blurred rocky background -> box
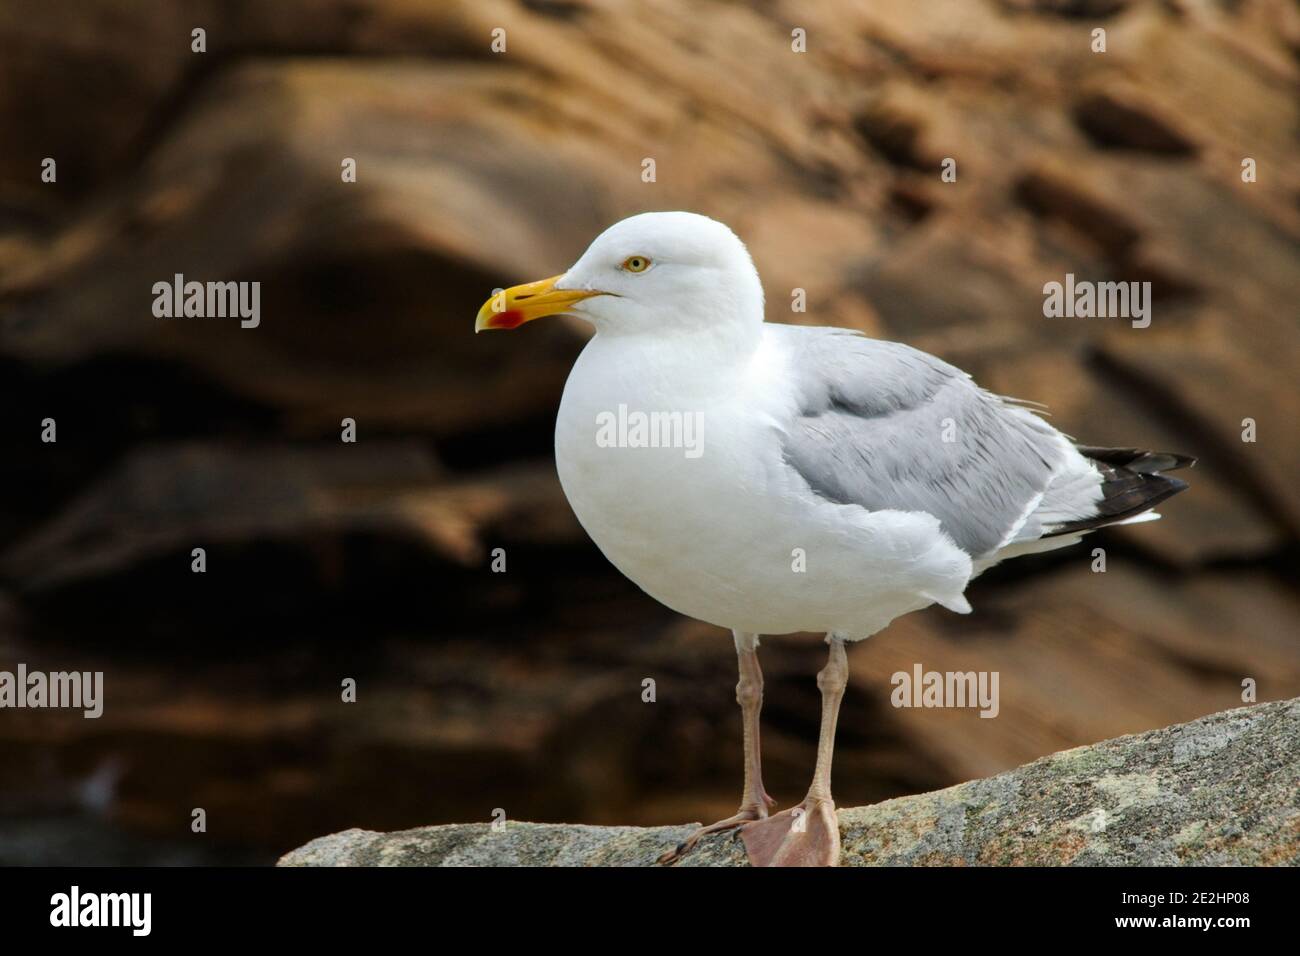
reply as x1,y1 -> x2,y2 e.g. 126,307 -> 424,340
0,0 -> 1297,864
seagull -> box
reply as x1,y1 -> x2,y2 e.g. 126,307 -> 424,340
475,211 -> 1193,867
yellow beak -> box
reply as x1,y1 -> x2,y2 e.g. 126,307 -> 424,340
474,275 -> 605,332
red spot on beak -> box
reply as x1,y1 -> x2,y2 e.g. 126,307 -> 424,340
494,309 -> 526,329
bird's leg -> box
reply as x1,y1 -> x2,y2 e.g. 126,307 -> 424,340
741,634 -> 847,867
734,630 -> 777,816
657,631 -> 775,865
806,635 -> 848,808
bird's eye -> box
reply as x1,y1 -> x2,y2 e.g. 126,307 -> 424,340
621,255 -> 651,273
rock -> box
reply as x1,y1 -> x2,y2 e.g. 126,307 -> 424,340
278,697 -> 1299,866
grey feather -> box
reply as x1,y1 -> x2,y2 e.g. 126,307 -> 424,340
775,327 -> 1072,557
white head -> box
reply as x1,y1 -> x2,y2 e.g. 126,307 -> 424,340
475,212 -> 764,339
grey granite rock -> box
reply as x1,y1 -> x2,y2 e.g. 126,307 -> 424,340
279,697 -> 1299,867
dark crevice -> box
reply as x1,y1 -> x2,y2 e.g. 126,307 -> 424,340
887,180 -> 936,223
1074,91 -> 1199,156
996,0 -> 1134,18
853,109 -> 934,172
520,0 -> 590,20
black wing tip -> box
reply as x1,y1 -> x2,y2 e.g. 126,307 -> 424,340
1044,450 -> 1192,539
1075,445 -> 1197,474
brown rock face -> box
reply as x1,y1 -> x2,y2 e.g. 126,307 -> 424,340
1,1 -> 1297,864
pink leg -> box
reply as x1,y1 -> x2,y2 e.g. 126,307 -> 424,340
658,631 -> 775,864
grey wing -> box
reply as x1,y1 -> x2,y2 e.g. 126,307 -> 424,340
775,327 -> 1088,558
